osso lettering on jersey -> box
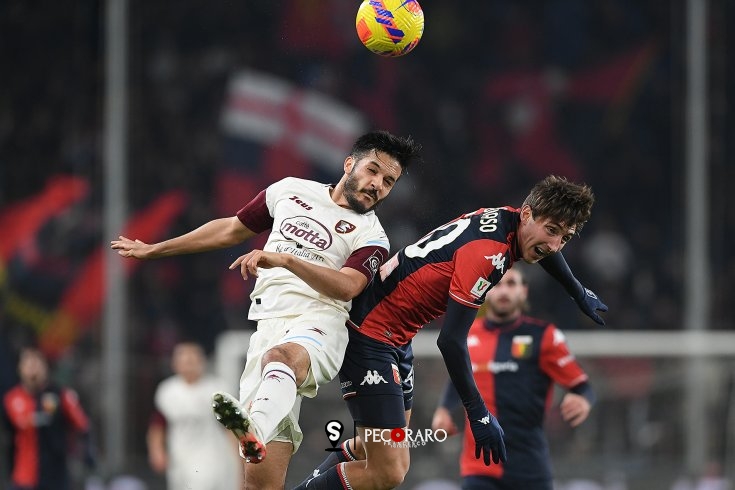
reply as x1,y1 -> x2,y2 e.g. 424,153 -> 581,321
480,208 -> 500,232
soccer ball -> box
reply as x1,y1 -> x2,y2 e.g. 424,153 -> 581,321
355,0 -> 424,57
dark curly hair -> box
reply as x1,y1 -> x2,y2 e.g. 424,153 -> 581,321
522,175 -> 595,232
350,130 -> 422,175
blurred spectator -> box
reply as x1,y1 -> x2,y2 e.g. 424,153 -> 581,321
147,341 -> 240,489
2,346 -> 95,490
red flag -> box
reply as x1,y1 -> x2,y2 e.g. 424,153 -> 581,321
0,176 -> 88,261
39,191 -> 188,357
567,43 -> 656,103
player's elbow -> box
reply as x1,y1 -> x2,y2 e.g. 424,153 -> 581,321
334,288 -> 357,302
436,332 -> 460,354
337,272 -> 369,301
326,281 -> 361,302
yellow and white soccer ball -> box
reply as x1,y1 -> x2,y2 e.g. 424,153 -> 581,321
355,0 -> 424,57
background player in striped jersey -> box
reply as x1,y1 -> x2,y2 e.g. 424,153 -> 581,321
432,266 -> 594,490
111,130 -> 421,490
2,347 -> 94,490
296,175 -> 606,490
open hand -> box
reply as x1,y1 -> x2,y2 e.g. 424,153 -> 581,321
110,236 -> 151,259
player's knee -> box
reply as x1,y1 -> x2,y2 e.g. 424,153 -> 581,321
379,467 -> 408,489
262,345 -> 309,385
373,458 -> 409,489
261,346 -> 291,366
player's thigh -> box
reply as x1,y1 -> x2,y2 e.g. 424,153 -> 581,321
340,341 -> 407,428
276,308 -> 349,396
242,440 -> 293,490
240,309 -> 347,403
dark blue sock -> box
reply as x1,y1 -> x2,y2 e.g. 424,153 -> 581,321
294,440 -> 354,488
292,463 -> 345,489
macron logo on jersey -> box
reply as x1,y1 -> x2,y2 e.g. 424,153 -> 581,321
360,370 -> 388,385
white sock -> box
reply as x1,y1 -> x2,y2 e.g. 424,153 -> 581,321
248,362 -> 298,442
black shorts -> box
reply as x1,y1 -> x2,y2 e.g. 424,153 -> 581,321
339,327 -> 414,428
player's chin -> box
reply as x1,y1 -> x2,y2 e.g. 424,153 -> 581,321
361,197 -> 382,213
524,246 -> 549,263
521,254 -> 541,264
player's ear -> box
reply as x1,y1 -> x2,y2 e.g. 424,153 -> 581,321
520,205 -> 533,224
344,155 -> 355,174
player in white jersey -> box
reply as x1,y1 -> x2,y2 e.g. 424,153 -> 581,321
111,130 -> 421,490
148,342 -> 241,490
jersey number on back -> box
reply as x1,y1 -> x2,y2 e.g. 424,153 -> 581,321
404,216 -> 473,258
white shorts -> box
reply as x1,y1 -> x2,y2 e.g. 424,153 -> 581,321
239,306 -> 349,453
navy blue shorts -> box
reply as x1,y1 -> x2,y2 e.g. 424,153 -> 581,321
339,327 -> 414,428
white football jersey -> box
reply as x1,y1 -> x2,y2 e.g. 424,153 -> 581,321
246,177 -> 389,320
155,375 -> 239,490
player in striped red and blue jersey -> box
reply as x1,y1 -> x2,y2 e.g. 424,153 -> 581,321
432,266 -> 594,490
296,175 -> 606,490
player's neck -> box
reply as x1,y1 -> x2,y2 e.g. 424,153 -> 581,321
485,311 -> 522,326
329,184 -> 351,209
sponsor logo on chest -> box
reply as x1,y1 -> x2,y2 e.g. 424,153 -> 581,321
280,216 -> 333,250
289,195 -> 313,210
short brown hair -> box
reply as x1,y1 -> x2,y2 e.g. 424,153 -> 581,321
522,175 -> 594,232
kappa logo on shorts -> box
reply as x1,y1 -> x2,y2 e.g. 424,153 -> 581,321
360,370 -> 388,385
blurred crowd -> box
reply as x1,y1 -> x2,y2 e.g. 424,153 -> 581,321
1,0 -> 734,487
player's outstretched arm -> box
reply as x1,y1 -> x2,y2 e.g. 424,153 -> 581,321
436,300 -> 507,465
111,216 -> 255,259
538,252 -> 608,325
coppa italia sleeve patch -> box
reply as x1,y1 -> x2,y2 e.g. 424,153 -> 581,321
469,277 -> 492,298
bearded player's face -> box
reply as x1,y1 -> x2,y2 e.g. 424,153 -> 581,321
484,269 -> 528,320
344,150 -> 403,214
